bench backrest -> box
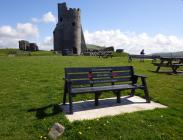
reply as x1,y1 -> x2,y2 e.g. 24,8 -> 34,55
65,66 -> 135,87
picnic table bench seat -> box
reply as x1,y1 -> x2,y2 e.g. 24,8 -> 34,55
153,63 -> 172,67
63,66 -> 150,114
172,63 -> 183,66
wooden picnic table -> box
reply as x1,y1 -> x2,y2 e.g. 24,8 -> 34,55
152,57 -> 183,73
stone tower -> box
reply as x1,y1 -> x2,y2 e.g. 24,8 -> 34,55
53,3 -> 86,55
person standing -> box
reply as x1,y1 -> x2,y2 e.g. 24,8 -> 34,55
140,49 -> 145,62
140,49 -> 145,55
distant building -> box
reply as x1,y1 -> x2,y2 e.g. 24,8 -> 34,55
53,3 -> 86,55
19,40 -> 39,51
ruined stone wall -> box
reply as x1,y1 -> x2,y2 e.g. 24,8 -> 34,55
19,40 -> 29,51
19,40 -> 38,51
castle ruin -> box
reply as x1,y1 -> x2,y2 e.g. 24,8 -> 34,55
53,3 -> 86,55
19,40 -> 39,51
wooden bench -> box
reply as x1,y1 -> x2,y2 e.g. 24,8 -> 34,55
63,66 -> 150,114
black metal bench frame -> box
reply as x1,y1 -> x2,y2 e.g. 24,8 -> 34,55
63,66 -> 150,114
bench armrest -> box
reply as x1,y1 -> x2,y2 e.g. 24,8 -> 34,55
133,74 -> 148,87
134,74 -> 147,78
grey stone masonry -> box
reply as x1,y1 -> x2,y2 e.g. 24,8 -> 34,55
53,3 -> 86,55
19,40 -> 39,51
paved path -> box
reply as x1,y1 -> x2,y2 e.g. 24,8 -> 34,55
61,96 -> 167,122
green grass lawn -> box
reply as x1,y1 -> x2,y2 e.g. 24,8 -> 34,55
0,49 -> 55,56
0,55 -> 183,140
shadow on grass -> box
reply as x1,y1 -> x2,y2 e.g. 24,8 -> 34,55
28,104 -> 62,119
149,70 -> 175,75
150,70 -> 183,75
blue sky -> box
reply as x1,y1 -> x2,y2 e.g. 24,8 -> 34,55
0,0 -> 183,54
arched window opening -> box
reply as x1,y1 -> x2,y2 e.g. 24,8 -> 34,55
73,47 -> 77,54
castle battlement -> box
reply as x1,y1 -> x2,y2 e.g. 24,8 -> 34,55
66,8 -> 80,17
58,3 -> 80,23
67,8 -> 80,15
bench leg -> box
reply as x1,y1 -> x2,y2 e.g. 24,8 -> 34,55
115,91 -> 121,103
63,92 -> 67,105
95,92 -> 100,106
113,91 -> 121,103
144,88 -> 150,103
69,93 -> 73,114
142,78 -> 150,103
130,89 -> 135,96
63,83 -> 67,105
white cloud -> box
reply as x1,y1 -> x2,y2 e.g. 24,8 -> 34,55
16,23 -> 39,37
0,23 -> 38,38
32,12 -> 56,23
0,23 -> 39,49
31,18 -> 39,23
0,11 -> 56,49
0,26 -> 18,38
84,30 -> 183,54
42,12 -> 56,23
40,36 -> 53,50
1,25 -> 183,54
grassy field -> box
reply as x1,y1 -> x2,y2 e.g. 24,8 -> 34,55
0,54 -> 183,140
0,49 -> 55,56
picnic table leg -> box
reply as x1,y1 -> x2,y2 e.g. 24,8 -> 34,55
141,78 -> 150,103
156,66 -> 161,72
128,56 -> 132,63
156,60 -> 164,72
172,66 -> 178,74
69,93 -> 73,114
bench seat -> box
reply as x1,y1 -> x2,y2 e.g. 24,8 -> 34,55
71,84 -> 144,94
153,63 -> 183,67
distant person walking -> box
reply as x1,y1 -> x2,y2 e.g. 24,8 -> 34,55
140,49 -> 145,62
140,49 -> 145,55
